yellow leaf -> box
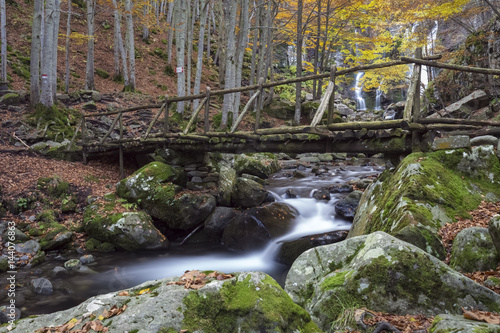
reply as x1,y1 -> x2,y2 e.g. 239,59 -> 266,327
138,288 -> 150,295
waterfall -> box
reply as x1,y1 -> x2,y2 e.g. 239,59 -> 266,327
374,87 -> 382,110
354,72 -> 366,110
421,21 -> 438,89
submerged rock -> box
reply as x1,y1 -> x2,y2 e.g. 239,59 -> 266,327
2,272 -> 321,333
285,232 -> 500,332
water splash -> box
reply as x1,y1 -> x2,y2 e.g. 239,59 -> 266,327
354,72 -> 366,110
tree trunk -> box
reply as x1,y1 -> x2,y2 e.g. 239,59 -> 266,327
249,0 -> 261,96
312,0 -> 321,99
193,0 -> 207,111
125,0 -> 135,91
233,0 -> 250,119
167,0 -> 174,63
51,0 -> 60,101
41,0 -> 56,107
30,0 -> 43,105
221,0 -> 238,128
186,0 -> 196,104
142,1 -> 149,41
85,0 -> 95,90
206,1 -> 211,59
294,0 -> 303,125
0,0 -> 7,83
175,0 -> 186,113
64,0 -> 71,93
112,0 -> 121,79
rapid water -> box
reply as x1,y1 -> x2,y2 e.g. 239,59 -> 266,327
13,161 -> 384,317
354,72 -> 367,110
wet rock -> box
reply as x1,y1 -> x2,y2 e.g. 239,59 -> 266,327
312,188 -> 330,201
64,259 -> 82,270
276,230 -> 348,265
79,254 -> 95,265
204,207 -> 239,241
450,227 -> 500,273
231,177 -> 268,209
217,165 -> 236,206
285,188 -> 298,199
0,306 -> 20,323
41,231 -> 73,251
31,278 -> 53,295
292,170 -> 308,179
222,202 -> 299,251
168,193 -> 217,230
15,240 -> 40,255
328,184 -> 353,193
0,257 -> 8,273
52,266 -> 69,277
285,232 -> 500,331
335,190 -> 363,220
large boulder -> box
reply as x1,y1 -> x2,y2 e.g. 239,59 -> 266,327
2,272 -> 321,333
450,227 -> 500,273
429,314 -> 500,332
231,177 -> 268,208
204,207 -> 239,241
217,165 -> 237,206
166,193 -> 217,230
334,190 -> 363,220
222,202 -> 299,251
429,90 -> 490,118
234,153 -> 280,179
285,232 -> 500,332
83,198 -> 168,251
489,215 -> 500,254
349,147 -> 500,258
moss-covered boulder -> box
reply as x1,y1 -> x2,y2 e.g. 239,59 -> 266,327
349,146 -> 500,257
0,92 -> 20,106
285,232 -> 500,332
164,193 -> 217,230
217,165 -> 236,206
489,215 -> 500,255
263,99 -> 295,120
234,153 -> 280,179
37,176 -> 71,198
231,177 -> 268,209
429,314 -> 500,333
450,227 -> 500,273
222,202 -> 298,251
83,198 -> 168,251
1,272 -> 321,333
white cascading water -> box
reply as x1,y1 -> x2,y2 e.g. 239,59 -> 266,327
354,72 -> 367,110
421,21 -> 438,89
374,87 -> 383,110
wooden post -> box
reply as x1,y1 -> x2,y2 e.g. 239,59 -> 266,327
204,87 -> 211,134
82,116 -> 88,164
119,112 -> 124,179
412,47 -> 423,152
163,95 -> 169,135
255,77 -> 264,132
327,65 -> 336,125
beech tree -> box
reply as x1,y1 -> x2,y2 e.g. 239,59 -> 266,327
124,0 -> 136,91
40,0 -> 61,107
175,0 -> 186,113
30,0 -> 43,106
85,0 -> 96,90
0,0 -> 6,83
193,0 -> 208,111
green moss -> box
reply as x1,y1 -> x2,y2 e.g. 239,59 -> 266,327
182,274 -> 320,333
37,176 -> 71,198
96,68 -> 110,79
27,104 -> 82,142
321,271 -> 350,291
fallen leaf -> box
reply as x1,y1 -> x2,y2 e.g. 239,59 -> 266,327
463,308 -> 500,324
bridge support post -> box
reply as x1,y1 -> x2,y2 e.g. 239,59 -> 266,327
119,113 -> 124,179
327,65 -> 336,126
163,95 -> 169,135
412,48 -> 423,152
82,116 -> 88,164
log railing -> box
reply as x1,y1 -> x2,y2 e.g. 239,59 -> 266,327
73,51 -> 500,175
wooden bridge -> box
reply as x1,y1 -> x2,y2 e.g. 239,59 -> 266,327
71,48 -> 500,176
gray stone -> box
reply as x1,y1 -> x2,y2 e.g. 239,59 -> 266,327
82,101 -> 97,111
31,278 -> 53,295
450,227 -> 500,273
2,272 -> 320,333
234,153 -> 280,179
317,153 -> 333,162
335,190 -> 363,220
298,156 -> 321,163
79,254 -> 95,265
15,240 -> 40,255
433,90 -> 490,118
204,207 -> 238,241
429,314 -> 500,333
285,232 -> 500,331
64,259 -> 82,270
42,231 -> 73,251
489,215 -> 500,255
222,202 -> 299,251
231,177 -> 268,209
217,165 -> 237,206
432,135 -> 470,150
312,188 -> 330,201
52,266 -> 69,277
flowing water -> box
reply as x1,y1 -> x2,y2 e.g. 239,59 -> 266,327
354,72 -> 367,110
10,160 -> 384,317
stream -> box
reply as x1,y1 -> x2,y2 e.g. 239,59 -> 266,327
6,159 -> 385,318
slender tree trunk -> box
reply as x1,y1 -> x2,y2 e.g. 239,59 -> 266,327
221,0 -> 238,128
112,0 -> 121,79
193,0 -> 207,111
52,0 -> 60,100
294,0 -> 303,125
175,0 -> 186,113
64,0 -> 71,93
0,0 -> 7,83
186,0 -> 196,103
249,0 -> 261,96
167,0 -> 174,63
256,0 -> 268,85
312,0 -> 321,99
142,1 -> 149,40
214,1 -> 226,85
206,1 -> 211,59
85,0 -> 95,90
41,0 -> 56,107
233,0 -> 250,119
125,0 -> 135,91
316,0 -> 331,99
30,0 -> 43,105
